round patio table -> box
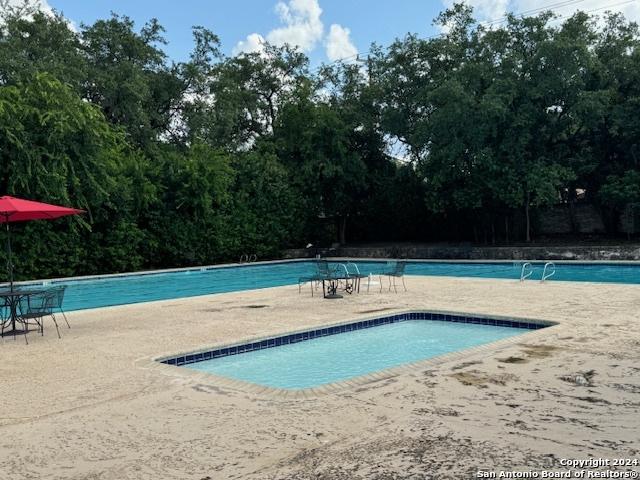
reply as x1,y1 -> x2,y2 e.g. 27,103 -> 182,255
321,277 -> 359,299
0,288 -> 45,335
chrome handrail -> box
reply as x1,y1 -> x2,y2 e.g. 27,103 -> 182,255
520,262 -> 533,282
541,262 -> 556,282
347,262 -> 361,274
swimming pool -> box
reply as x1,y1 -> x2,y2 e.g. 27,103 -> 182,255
12,260 -> 640,312
169,311 -> 549,389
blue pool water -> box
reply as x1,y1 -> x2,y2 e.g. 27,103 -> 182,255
11,260 -> 640,312
185,320 -> 525,389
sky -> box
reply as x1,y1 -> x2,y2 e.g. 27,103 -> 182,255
19,0 -> 640,66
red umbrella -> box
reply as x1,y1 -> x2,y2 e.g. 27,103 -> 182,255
0,196 -> 84,291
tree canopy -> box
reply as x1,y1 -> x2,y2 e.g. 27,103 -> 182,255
1,2 -> 639,279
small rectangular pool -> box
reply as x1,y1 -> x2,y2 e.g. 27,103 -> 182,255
164,312 -> 550,390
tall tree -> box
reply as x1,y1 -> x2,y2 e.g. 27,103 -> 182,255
186,44 -> 308,150
0,5 -> 86,87
275,83 -> 367,244
81,14 -> 181,147
0,73 -> 148,277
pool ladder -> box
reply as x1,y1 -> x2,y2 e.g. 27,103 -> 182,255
519,263 -> 533,282
541,262 -> 556,282
520,262 -> 556,282
239,254 -> 257,264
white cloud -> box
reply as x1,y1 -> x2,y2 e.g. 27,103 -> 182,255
325,23 -> 358,62
234,0 -> 324,55
1,0 -> 81,31
234,0 -> 360,61
267,0 -> 324,50
232,33 -> 266,56
34,0 -> 53,15
1,0 -> 54,18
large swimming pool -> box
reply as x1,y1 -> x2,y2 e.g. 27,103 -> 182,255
13,260 -> 640,312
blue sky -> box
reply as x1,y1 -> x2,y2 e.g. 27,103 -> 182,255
46,0 -> 445,65
45,0 -> 640,66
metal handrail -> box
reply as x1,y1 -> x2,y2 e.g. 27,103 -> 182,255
347,262 -> 361,274
239,254 -> 257,263
541,262 -> 556,282
520,262 -> 533,282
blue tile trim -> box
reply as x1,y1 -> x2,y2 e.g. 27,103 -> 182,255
160,312 -> 548,366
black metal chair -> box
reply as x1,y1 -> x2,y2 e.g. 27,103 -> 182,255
379,261 -> 407,293
47,286 -> 70,329
0,293 -> 11,337
17,291 -> 55,340
298,260 -> 339,297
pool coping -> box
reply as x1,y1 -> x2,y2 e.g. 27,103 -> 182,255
136,309 -> 559,399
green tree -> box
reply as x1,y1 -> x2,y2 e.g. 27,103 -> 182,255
142,143 -> 233,266
0,73 -> 147,278
220,148 -> 303,258
275,87 -> 367,244
374,6 -> 581,241
187,44 -> 309,150
0,5 -> 86,88
81,14 -> 182,147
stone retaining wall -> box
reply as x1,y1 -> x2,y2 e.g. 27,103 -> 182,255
283,245 -> 640,261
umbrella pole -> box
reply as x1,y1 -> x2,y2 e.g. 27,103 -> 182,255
5,221 -> 13,292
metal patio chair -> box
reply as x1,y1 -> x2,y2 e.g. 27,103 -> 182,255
0,293 -> 11,337
47,286 -> 70,329
17,290 -> 60,341
298,260 -> 339,297
379,261 -> 407,293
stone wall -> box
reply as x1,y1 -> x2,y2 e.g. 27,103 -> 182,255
283,244 -> 640,261
536,203 -> 606,235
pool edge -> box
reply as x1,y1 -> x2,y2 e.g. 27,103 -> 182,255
139,309 -> 559,398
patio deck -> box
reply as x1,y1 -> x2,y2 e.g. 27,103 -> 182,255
0,276 -> 638,479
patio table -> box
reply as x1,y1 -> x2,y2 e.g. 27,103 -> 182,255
0,288 -> 45,335
321,276 -> 358,299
